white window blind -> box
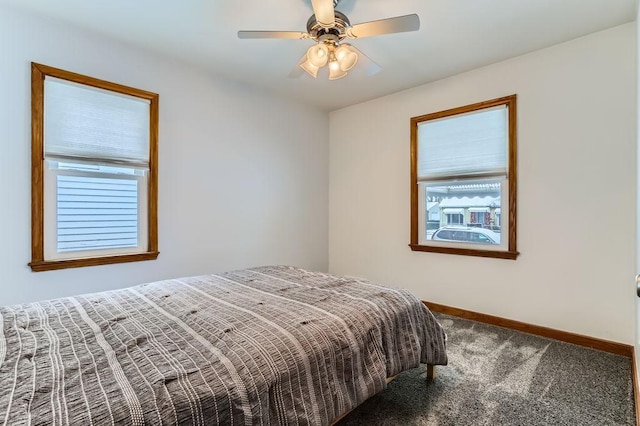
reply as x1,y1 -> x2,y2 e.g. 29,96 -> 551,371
56,174 -> 139,252
417,105 -> 507,180
44,77 -> 150,165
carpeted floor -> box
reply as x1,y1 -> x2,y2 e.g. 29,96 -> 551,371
338,313 -> 636,426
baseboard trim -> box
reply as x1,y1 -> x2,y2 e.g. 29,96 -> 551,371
633,348 -> 639,425
423,301 -> 633,358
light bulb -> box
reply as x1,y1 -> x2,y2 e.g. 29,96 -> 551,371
335,45 -> 358,71
335,46 -> 348,61
307,44 -> 329,67
328,63 -> 347,80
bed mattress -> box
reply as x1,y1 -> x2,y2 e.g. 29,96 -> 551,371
0,266 -> 447,425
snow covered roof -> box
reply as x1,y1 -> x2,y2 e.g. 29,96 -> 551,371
439,196 -> 499,208
427,202 -> 440,211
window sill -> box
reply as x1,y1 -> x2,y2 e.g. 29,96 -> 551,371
409,244 -> 519,260
29,251 -> 160,272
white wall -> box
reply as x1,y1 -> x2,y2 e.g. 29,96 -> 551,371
0,5 -> 329,306
329,23 -> 636,344
635,0 -> 640,383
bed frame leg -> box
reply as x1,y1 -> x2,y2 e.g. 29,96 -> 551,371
426,364 -> 436,381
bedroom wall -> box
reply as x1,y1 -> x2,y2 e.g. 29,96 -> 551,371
329,23 -> 637,344
0,5 -> 329,306
636,0 -> 640,386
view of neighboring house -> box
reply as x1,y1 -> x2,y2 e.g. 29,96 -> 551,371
426,182 -> 502,232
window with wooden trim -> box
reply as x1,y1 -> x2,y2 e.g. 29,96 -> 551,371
409,95 -> 518,259
30,63 -> 159,271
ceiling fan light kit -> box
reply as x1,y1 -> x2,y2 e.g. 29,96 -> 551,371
238,0 -> 420,81
301,42 -> 357,79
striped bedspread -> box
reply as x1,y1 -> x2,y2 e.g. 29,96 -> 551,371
0,266 -> 447,425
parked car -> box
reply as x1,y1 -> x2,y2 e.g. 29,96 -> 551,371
431,226 -> 501,245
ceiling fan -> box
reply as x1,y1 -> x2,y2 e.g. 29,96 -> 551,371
237,0 -> 420,80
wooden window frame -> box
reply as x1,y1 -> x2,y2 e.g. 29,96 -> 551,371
29,63 -> 159,272
409,95 -> 518,260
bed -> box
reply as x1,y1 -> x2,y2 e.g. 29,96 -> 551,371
0,266 -> 447,425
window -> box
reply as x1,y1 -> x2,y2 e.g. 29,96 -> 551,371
410,95 -> 518,259
30,63 -> 159,271
445,212 -> 464,225
469,208 -> 490,227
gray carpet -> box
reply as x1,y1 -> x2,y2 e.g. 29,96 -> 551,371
338,313 -> 635,426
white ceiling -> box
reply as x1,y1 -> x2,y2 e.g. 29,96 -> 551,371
1,0 -> 636,111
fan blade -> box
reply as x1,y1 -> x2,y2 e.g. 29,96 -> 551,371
311,0 -> 335,28
346,14 -> 420,39
238,31 -> 308,39
288,56 -> 306,78
349,45 -> 382,76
